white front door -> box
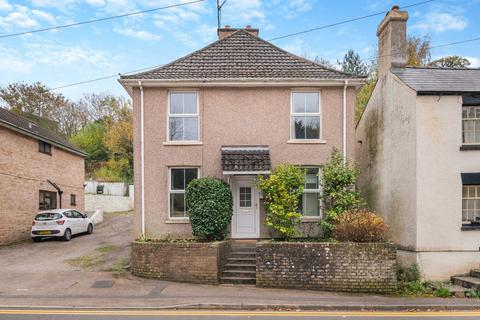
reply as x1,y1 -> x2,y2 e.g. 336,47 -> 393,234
232,177 -> 259,238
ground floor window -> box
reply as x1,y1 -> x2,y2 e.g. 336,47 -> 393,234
39,190 -> 57,210
462,185 -> 480,224
169,167 -> 199,218
298,167 -> 321,217
70,194 -> 76,206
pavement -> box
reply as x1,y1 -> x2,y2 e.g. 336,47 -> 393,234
1,211 -> 480,312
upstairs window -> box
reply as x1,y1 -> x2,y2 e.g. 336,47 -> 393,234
291,92 -> 321,140
39,141 -> 52,155
462,106 -> 480,144
298,167 -> 321,217
169,168 -> 199,218
168,92 -> 199,142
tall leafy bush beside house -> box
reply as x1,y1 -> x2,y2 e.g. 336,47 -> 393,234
333,209 -> 388,242
320,149 -> 364,238
186,177 -> 233,241
258,164 -> 305,239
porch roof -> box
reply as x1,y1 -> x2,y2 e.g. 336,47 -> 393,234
221,146 -> 271,174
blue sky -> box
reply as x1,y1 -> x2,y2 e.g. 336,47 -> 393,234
0,0 -> 479,99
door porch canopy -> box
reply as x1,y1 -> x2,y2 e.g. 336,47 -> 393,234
221,146 -> 271,175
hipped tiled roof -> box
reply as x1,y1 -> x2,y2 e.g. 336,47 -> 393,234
0,107 -> 87,157
221,146 -> 271,172
392,67 -> 480,94
121,29 -> 364,81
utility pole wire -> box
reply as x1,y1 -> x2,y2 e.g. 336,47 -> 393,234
0,0 -> 205,39
267,0 -> 436,42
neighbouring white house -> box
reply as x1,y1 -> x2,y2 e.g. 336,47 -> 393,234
355,6 -> 480,280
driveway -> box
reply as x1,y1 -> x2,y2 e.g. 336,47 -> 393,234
0,211 -> 133,272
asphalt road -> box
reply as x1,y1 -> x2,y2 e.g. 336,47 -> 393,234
1,310 -> 480,320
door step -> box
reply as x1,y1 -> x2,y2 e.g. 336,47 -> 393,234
220,243 -> 257,285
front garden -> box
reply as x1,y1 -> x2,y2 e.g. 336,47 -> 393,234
132,148 -> 397,293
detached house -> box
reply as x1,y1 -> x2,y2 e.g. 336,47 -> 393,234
0,108 -> 86,245
356,7 -> 480,280
120,27 -> 364,239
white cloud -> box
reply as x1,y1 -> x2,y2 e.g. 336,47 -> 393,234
0,0 -> 12,11
115,27 -> 161,41
222,0 -> 265,25
0,45 -> 33,73
0,5 -> 56,29
85,0 -> 105,6
153,0 -> 209,29
274,0 -> 312,19
412,12 -> 468,33
172,23 -> 217,47
31,9 -> 56,23
465,57 -> 480,68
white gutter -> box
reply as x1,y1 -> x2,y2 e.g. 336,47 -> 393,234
342,80 -> 349,164
139,81 -> 145,236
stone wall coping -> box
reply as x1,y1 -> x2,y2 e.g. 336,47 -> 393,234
257,241 -> 394,246
133,240 -> 228,248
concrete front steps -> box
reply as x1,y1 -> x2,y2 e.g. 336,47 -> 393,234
220,241 -> 256,285
451,269 -> 480,296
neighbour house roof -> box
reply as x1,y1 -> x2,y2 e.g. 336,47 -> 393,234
221,146 -> 271,173
120,29 -> 364,82
0,107 -> 87,157
392,67 -> 480,94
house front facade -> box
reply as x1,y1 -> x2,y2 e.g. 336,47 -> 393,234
355,7 -> 480,280
0,108 -> 86,245
120,27 -> 364,239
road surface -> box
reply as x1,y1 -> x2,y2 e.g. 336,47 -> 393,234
1,310 -> 480,319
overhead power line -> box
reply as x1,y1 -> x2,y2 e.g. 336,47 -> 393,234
0,0 -> 204,39
267,0 -> 436,41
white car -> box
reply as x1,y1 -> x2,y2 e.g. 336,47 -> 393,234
31,209 -> 94,242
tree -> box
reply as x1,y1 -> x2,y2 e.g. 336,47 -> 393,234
428,55 -> 471,68
338,49 -> 369,76
301,52 -> 335,68
258,164 -> 305,239
320,149 -> 364,238
407,35 -> 431,66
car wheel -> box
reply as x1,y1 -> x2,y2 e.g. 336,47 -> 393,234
63,228 -> 72,241
87,223 -> 93,234
32,237 -> 41,242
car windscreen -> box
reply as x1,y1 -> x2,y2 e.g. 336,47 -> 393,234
35,213 -> 62,221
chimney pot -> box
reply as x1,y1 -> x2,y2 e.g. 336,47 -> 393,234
391,5 -> 400,10
245,25 -> 252,29
224,25 -> 230,29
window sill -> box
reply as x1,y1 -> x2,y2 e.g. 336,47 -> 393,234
461,224 -> 480,231
165,218 -> 190,224
163,142 -> 203,146
287,140 -> 327,144
460,145 -> 480,151
301,216 -> 321,222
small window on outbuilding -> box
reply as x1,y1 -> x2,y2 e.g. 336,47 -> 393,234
39,190 -> 57,210
38,141 -> 52,155
70,194 -> 76,206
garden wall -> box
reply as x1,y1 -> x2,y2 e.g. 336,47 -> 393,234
131,241 -> 230,284
256,242 -> 396,293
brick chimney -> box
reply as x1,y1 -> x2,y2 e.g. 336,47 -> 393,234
217,25 -> 259,40
377,5 -> 408,78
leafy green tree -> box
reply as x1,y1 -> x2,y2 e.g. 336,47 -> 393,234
258,164 -> 305,239
338,49 -> 369,76
301,52 -> 335,68
320,149 -> 364,238
428,55 -> 471,68
407,35 -> 431,66
70,122 -> 108,161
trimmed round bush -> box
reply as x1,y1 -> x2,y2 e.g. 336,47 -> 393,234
333,209 -> 389,242
186,177 -> 233,241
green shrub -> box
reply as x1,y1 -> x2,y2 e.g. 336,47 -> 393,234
320,148 -> 364,237
186,177 -> 233,241
465,289 -> 480,298
397,263 -> 421,282
333,209 -> 389,242
398,280 -> 432,295
434,287 -> 451,298
258,164 -> 304,239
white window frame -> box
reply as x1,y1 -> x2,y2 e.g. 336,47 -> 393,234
462,185 -> 480,224
167,91 -> 200,143
462,105 -> 480,145
299,167 -> 322,219
168,167 -> 200,219
290,91 -> 322,141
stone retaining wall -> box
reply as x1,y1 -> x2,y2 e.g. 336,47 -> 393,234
131,241 -> 230,284
256,242 -> 396,293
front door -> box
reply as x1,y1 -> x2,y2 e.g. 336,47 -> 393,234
232,177 -> 259,238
